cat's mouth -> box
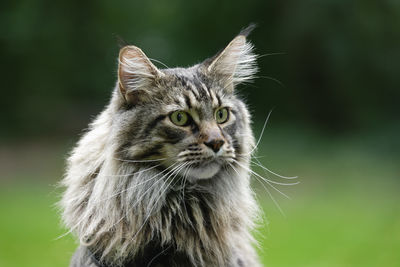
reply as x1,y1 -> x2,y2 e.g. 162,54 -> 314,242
180,159 -> 222,180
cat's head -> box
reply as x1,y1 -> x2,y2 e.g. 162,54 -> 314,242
112,26 -> 257,181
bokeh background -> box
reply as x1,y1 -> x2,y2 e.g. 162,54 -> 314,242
1,0 -> 399,266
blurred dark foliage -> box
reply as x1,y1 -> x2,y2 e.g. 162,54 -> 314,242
1,0 -> 399,139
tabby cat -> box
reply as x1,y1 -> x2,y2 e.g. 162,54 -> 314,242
60,25 -> 262,267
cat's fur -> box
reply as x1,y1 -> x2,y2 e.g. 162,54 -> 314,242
60,26 -> 261,267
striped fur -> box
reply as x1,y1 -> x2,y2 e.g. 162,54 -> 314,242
60,26 -> 261,267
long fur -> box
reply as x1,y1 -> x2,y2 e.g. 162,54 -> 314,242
60,27 -> 261,267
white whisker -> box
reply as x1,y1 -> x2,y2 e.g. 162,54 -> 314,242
232,159 -> 293,200
127,163 -> 181,210
129,162 -> 189,243
247,109 -> 273,156
235,160 -> 298,187
229,162 -> 285,216
110,163 -> 184,231
96,163 -> 177,204
252,158 -> 298,180
56,163 -> 179,240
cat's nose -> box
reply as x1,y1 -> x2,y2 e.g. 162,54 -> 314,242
200,124 -> 225,153
204,139 -> 225,153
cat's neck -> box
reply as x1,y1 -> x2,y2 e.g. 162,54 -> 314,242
96,164 -> 255,266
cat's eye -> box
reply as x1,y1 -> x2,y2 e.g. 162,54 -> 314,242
215,107 -> 229,124
170,110 -> 190,126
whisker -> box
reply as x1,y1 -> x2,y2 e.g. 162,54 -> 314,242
234,160 -> 298,187
114,163 -> 183,227
228,162 -> 285,216
252,173 -> 286,217
126,163 -> 181,209
247,109 -> 273,156
232,159 -> 294,199
56,163 -> 179,240
95,163 -> 177,204
89,163 -> 185,242
129,162 -> 188,243
251,159 -> 298,180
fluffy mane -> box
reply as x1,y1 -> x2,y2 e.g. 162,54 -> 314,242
60,25 -> 261,267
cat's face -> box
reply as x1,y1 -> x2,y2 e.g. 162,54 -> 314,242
161,84 -> 237,180
115,31 -> 256,181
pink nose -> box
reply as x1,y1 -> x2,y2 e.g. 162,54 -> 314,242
199,124 -> 225,153
204,139 -> 225,153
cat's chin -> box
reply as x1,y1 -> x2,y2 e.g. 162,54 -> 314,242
184,162 -> 221,180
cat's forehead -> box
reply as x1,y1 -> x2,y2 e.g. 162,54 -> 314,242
159,67 -> 233,113
161,66 -> 207,89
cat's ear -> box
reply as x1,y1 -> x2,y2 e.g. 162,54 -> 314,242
205,25 -> 257,92
118,45 -> 164,105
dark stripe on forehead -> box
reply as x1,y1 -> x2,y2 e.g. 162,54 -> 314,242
176,75 -> 188,87
183,93 -> 192,109
192,78 -> 208,99
185,84 -> 202,102
215,93 -> 222,107
188,85 -> 202,101
203,82 -> 212,98
176,75 -> 200,101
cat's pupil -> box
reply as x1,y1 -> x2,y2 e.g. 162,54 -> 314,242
218,110 -> 223,118
177,113 -> 182,121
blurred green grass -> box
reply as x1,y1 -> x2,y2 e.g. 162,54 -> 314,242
0,127 -> 399,267
0,185 -> 76,267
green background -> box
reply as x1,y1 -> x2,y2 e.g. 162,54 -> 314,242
1,0 -> 399,266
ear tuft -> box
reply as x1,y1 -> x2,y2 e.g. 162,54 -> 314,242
118,46 -> 163,104
238,23 -> 257,38
206,26 -> 258,91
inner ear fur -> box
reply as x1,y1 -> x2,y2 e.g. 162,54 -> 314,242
205,25 -> 258,92
118,45 -> 164,105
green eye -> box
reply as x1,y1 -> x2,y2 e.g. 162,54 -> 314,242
170,110 -> 190,126
215,107 -> 229,124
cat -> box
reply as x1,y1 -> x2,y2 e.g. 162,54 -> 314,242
60,25 -> 262,267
